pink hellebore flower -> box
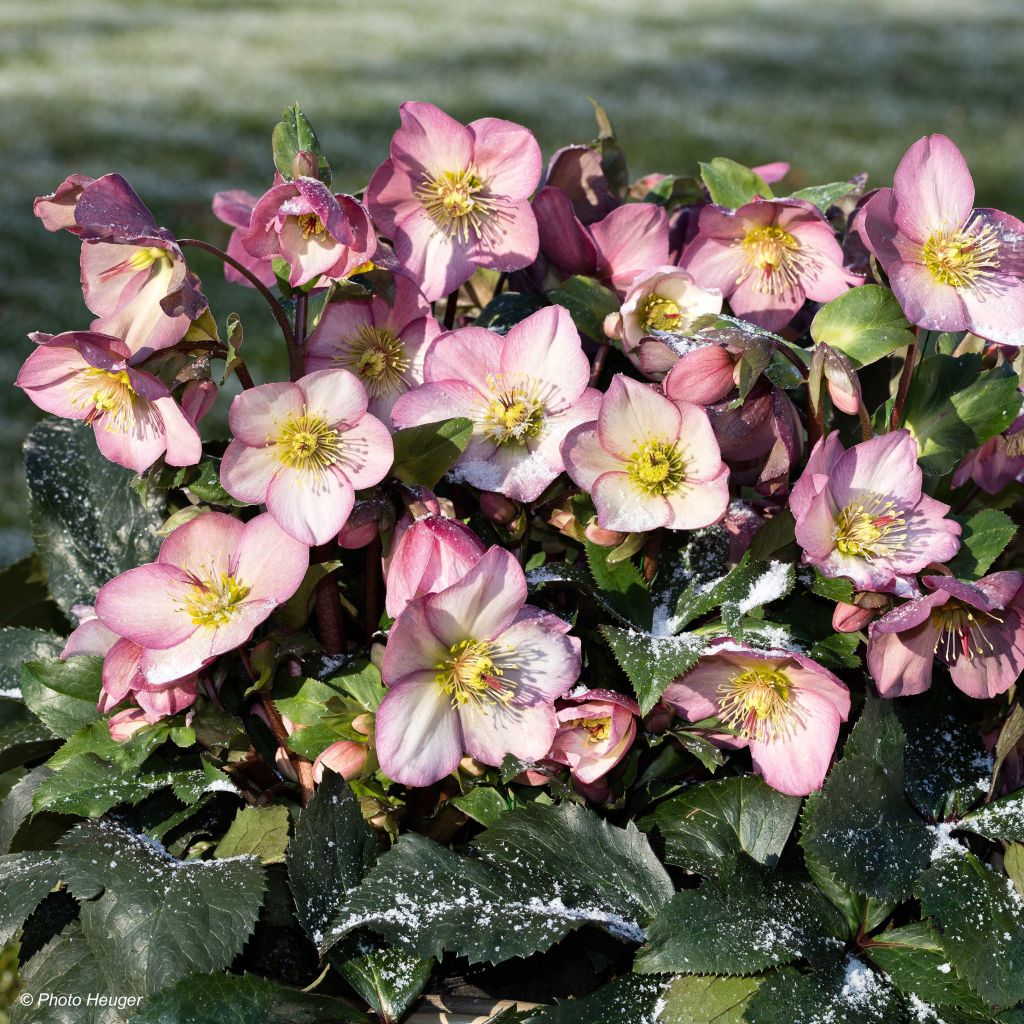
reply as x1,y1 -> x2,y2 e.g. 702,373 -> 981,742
680,197 -> 857,332
377,547 -> 581,786
365,101 -> 542,301
313,740 -> 369,783
791,430 -> 961,596
94,511 -> 308,685
663,640 -> 851,796
860,134 -> 1024,345
16,331 -> 201,474
392,306 -> 600,502
533,187 -> 669,294
951,411 -> 1024,495
547,688 -> 638,785
867,572 -> 1024,700
211,188 -> 278,288
220,369 -> 393,546
243,177 -> 375,288
305,275 -> 444,426
561,374 -> 729,533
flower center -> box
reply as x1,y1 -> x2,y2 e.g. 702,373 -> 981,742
738,225 -> 805,295
296,212 -> 329,242
930,600 -> 1002,663
639,295 -> 683,333
626,439 -> 687,496
183,572 -> 251,628
1007,431 -> 1024,458
276,412 -> 342,473
434,638 -> 518,711
337,326 -> 410,398
73,368 -> 138,431
834,494 -> 906,559
416,168 -> 496,243
480,375 -> 546,446
565,715 -> 612,743
99,246 -> 173,282
921,225 -> 1000,289
717,667 -> 794,742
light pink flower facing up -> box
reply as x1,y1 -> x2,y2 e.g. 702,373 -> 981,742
305,276 -> 444,426
16,332 -> 202,474
377,546 -> 581,787
366,101 -> 542,301
561,374 -> 729,533
212,188 -> 278,288
243,177 -> 376,288
680,197 -> 858,332
663,640 -> 851,796
860,134 -> 1024,346
547,688 -> 638,785
791,430 -> 961,597
392,305 -> 601,502
94,511 -> 309,686
220,369 -> 393,546
867,572 -> 1024,700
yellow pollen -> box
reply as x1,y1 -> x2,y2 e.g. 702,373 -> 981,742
834,494 -> 906,559
276,412 -> 342,473
639,295 -> 683,333
434,638 -> 518,711
128,246 -> 172,271
565,715 -> 612,743
738,224 -> 806,296
717,666 -> 794,742
416,167 -> 497,243
480,374 -> 546,446
183,572 -> 250,628
930,600 -> 1002,663
626,439 -> 687,496
921,224 -> 1001,289
296,212 -> 329,241
335,326 -> 410,398
1007,432 -> 1024,458
71,367 -> 138,432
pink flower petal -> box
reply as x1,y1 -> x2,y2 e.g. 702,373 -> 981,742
297,368 -> 370,428
591,470 -> 671,532
266,465 -> 355,546
392,101 -> 474,176
892,134 -> 974,243
382,599 -> 452,685
888,260 -> 969,333
533,186 -> 599,276
664,465 -> 730,530
95,563 -> 196,650
598,375 -> 681,454
469,117 -> 543,200
228,382 -> 305,446
561,422 -> 621,492
866,621 -> 937,698
220,441 -> 280,504
499,306 -> 589,413
232,512 -> 310,604
499,610 -> 581,705
591,203 -> 669,291
159,510 -> 244,577
461,701 -> 558,768
424,326 -> 503,392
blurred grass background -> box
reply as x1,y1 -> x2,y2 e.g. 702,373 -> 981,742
2,0 -> 1023,561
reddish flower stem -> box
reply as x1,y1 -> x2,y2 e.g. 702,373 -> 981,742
889,331 -> 920,432
589,343 -> 609,387
260,689 -> 314,807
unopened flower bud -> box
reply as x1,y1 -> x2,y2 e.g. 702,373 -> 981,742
291,150 -> 320,180
480,491 -> 519,526
313,740 -> 368,783
181,379 -> 217,425
108,707 -> 149,742
644,702 -> 675,734
584,521 -> 628,547
832,601 -> 875,633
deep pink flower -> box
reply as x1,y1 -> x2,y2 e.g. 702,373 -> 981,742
392,306 -> 600,501
860,134 -> 1024,345
16,331 -> 201,474
377,547 -> 580,786
663,640 -> 851,796
951,410 -> 1024,495
533,187 -> 669,294
680,197 -> 857,331
791,430 -> 961,596
220,369 -> 393,546
867,572 -> 1024,699
365,102 -> 542,301
212,188 -> 278,288
94,511 -> 308,685
243,177 -> 375,288
561,374 -> 729,533
305,276 -> 444,426
547,688 -> 638,784
313,740 -> 369,783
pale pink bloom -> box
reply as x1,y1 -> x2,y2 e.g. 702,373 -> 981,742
951,411 -> 1024,494
61,604 -> 119,659
366,102 -> 542,301
383,508 -> 486,618
392,306 -> 600,501
220,369 -> 393,546
305,276 -> 444,426
16,331 -> 201,474
243,177 -> 375,288
680,197 -> 857,331
867,572 -> 1024,700
377,547 -> 580,787
663,640 -> 851,796
791,430 -> 961,597
534,187 -> 669,294
547,688 -> 638,785
33,173 -> 94,233
212,188 -> 278,288
107,707 -> 151,741
561,374 -> 729,533
860,134 -> 1024,345
313,740 -> 369,783
94,511 -> 308,685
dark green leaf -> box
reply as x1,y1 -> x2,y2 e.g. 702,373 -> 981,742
185,458 -> 247,507
810,285 -> 914,367
272,102 -> 331,186
0,850 -> 60,945
699,157 -> 773,207
32,755 -> 174,818
451,785 -> 510,826
585,538 -> 652,629
390,417 -> 473,487
20,656 -> 103,739
328,933 -> 432,1024
475,292 -> 549,334
787,181 -> 857,211
524,975 -> 669,1023
658,974 -> 762,1024
215,804 -> 290,864
0,765 -> 53,853
600,626 -> 706,714
959,791 -> 1024,843
546,275 -> 619,340
947,509 -> 1017,580
0,628 -> 63,694
0,714 -> 57,773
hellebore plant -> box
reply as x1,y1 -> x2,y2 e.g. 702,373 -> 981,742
7,101 -> 1024,1019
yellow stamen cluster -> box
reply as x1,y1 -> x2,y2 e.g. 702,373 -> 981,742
626,439 -> 687,497
921,224 -> 1001,289
480,374 -> 546,446
276,412 -> 342,474
128,246 -> 172,271
434,638 -> 517,711
565,715 -> 612,743
639,295 -> 683,333
738,225 -> 805,296
72,368 -> 139,432
336,326 -> 410,397
834,494 -> 907,560
718,666 -> 794,742
930,600 -> 1002,663
1007,432 -> 1024,458
296,212 -> 329,242
183,572 -> 251,628
416,168 -> 496,243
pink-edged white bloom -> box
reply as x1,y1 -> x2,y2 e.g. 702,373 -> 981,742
867,572 -> 1024,700
212,188 -> 278,288
663,640 -> 851,796
16,331 -> 201,474
220,369 -> 393,546
680,197 -> 857,331
377,547 -> 581,786
383,508 -> 486,619
534,187 -> 669,294
547,688 -> 638,785
305,276 -> 444,426
952,410 -> 1024,495
791,430 -> 961,597
312,740 -> 369,783
608,266 -> 723,373
366,101 -> 542,301
561,374 -> 729,533
860,134 -> 1024,345
243,177 -> 376,288
392,305 -> 600,502
94,511 -> 308,685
